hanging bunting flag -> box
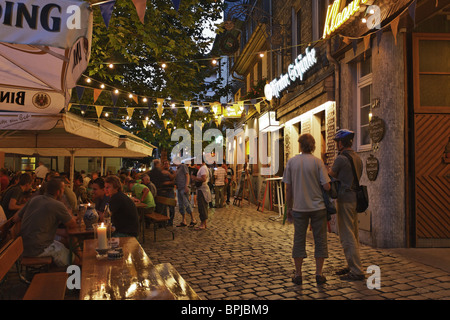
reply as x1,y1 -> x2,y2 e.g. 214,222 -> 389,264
68,103 -> 73,111
95,106 -> 104,118
142,120 -> 148,127
364,34 -> 371,52
157,99 -> 164,119
363,34 -> 371,60
342,36 -> 351,45
391,15 -> 400,45
76,86 -> 85,101
184,101 -> 192,118
132,95 -> 138,104
110,91 -> 119,106
238,101 -> 244,113
172,0 -> 181,11
112,107 -> 119,118
376,29 -> 383,53
167,127 -> 172,135
132,0 -> 147,24
352,39 -> 358,55
163,119 -> 168,129
334,35 -> 341,52
408,0 -> 417,27
93,89 -> 102,103
211,102 -> 221,115
127,107 -> 135,118
99,0 -> 116,29
217,116 -> 222,126
255,102 -> 261,113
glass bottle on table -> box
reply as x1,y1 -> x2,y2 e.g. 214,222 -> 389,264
103,203 -> 112,244
76,196 -> 85,224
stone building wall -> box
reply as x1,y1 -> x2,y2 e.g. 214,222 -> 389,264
340,31 -> 406,248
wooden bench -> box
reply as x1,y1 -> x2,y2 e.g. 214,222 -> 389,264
145,196 -> 176,241
0,217 -> 15,250
6,220 -> 53,283
0,237 -> 67,300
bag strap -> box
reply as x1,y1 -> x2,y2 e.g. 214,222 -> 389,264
341,152 -> 361,189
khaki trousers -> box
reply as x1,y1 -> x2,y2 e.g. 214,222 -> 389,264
337,201 -> 364,276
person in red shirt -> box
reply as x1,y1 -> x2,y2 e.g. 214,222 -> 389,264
0,168 -> 9,192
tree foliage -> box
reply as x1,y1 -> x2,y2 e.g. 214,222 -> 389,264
74,0 -> 226,155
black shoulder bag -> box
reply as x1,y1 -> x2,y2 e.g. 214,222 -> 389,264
316,159 -> 336,219
342,152 -> 369,213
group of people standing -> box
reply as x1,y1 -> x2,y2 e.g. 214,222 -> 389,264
149,158 -> 233,231
1,129 -> 364,284
0,157 -> 236,268
283,129 -> 365,285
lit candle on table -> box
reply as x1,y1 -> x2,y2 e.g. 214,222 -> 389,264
97,222 -> 108,250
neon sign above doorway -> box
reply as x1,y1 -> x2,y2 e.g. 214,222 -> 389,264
264,47 -> 317,100
323,0 -> 370,39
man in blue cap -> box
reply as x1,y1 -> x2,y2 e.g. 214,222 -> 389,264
329,129 -> 365,281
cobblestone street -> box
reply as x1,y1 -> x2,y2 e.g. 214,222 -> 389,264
1,201 -> 449,303
143,202 -> 450,301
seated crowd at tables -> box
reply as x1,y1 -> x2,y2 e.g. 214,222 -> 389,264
0,160 -> 207,267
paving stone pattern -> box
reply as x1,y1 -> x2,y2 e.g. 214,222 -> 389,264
143,203 -> 450,301
1,202 -> 448,301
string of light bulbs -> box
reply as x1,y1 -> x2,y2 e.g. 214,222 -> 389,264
77,74 -> 267,108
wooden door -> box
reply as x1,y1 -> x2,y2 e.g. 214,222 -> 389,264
413,33 -> 450,247
414,114 -> 450,247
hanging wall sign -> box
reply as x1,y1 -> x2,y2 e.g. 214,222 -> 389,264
366,154 -> 379,181
369,116 -> 385,143
264,47 -> 318,100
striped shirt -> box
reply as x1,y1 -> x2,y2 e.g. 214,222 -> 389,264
214,167 -> 227,186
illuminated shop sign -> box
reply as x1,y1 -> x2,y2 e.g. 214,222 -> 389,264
323,0 -> 370,39
264,47 -> 317,100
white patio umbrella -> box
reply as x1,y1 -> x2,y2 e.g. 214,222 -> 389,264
0,112 -> 155,185
0,0 -> 93,114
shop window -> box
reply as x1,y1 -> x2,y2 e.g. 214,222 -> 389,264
413,34 -> 450,113
292,8 -> 302,58
253,63 -> 259,86
234,88 -> 241,102
312,0 -> 330,42
357,56 -> 372,150
21,157 -> 36,172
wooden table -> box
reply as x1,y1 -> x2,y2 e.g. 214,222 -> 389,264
134,200 -> 151,243
67,223 -> 94,263
80,237 -> 199,300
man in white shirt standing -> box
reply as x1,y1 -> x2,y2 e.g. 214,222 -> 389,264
191,160 -> 211,230
35,161 -> 49,181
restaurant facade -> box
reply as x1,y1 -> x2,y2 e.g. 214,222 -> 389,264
226,0 -> 450,248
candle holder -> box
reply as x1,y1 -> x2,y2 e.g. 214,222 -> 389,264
93,222 -> 111,255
